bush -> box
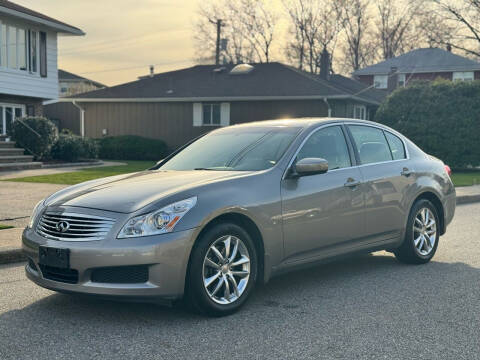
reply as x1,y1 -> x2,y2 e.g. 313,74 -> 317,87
98,135 -> 169,161
11,117 -> 57,160
375,79 -> 480,168
50,134 -> 99,162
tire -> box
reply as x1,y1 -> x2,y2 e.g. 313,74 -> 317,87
394,199 -> 440,264
185,222 -> 258,316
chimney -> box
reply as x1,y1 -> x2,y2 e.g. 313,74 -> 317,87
387,66 -> 398,93
446,43 -> 452,52
319,47 -> 330,80
149,65 -> 154,77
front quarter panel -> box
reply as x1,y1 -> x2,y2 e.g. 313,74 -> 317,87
169,168 -> 285,281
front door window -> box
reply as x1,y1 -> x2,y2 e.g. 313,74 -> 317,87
0,104 -> 25,135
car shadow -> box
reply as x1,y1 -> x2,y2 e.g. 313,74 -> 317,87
1,252 -> 479,358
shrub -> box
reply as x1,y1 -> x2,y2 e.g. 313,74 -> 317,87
98,135 -> 169,161
50,134 -> 99,162
11,117 -> 57,160
375,79 -> 480,168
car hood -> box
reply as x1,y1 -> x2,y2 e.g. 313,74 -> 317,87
45,170 -> 251,213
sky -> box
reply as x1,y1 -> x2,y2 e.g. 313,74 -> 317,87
15,0 -> 202,86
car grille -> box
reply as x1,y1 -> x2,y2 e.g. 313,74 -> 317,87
91,265 -> 149,284
39,265 -> 79,284
36,212 -> 115,241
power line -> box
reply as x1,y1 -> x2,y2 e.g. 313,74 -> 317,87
76,59 -> 194,75
59,28 -> 191,54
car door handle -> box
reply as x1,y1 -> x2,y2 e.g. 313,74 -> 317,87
344,178 -> 361,188
401,168 -> 412,177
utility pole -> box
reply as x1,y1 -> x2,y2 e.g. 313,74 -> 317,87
210,19 -> 223,65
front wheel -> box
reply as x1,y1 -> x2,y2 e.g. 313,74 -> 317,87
186,222 -> 258,316
394,199 -> 440,264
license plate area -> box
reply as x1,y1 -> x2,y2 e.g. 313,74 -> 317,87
39,246 -> 70,269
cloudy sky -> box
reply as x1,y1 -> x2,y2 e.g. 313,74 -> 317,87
15,0 -> 202,86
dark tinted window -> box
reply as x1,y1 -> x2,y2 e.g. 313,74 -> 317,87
349,125 -> 392,165
385,131 -> 406,160
297,126 -> 351,170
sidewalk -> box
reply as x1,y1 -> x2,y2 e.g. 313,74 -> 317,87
0,228 -> 25,263
0,161 -> 125,180
1,185 -> 479,265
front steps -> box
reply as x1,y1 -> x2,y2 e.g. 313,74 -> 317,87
0,138 -> 42,171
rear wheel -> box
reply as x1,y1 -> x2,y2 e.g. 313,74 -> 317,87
186,222 -> 258,316
394,199 -> 440,264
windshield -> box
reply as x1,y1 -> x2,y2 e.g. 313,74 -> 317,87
159,126 -> 301,171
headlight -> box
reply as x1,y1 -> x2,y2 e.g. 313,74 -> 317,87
117,196 -> 197,239
28,200 -> 45,228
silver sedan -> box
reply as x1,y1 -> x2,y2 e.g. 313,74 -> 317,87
23,118 -> 456,316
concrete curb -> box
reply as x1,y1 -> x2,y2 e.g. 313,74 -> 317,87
0,247 -> 26,265
42,160 -> 104,169
0,195 -> 479,266
456,194 -> 480,205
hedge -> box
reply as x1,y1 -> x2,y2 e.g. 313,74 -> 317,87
11,117 -> 57,160
98,135 -> 169,161
50,134 -> 99,162
375,79 -> 480,168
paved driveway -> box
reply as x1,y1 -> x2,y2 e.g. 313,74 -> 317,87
0,203 -> 479,359
0,182 -> 67,227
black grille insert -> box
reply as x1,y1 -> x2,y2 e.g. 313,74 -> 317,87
91,265 -> 149,284
39,265 -> 79,284
28,258 -> 38,272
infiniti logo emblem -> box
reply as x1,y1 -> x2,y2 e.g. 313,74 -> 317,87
56,221 -> 70,233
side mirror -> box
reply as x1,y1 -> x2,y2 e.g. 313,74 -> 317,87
294,158 -> 328,177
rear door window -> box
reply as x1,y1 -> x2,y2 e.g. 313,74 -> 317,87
384,131 -> 406,160
348,125 -> 393,165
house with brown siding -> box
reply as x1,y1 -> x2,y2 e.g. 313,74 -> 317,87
47,62 -> 384,149
353,47 -> 480,93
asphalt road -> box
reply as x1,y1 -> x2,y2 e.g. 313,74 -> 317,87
1,203 -> 479,360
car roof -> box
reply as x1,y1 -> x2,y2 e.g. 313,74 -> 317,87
230,117 -> 381,129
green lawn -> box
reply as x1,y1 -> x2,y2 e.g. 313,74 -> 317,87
4,160 -> 479,188
4,160 -> 156,185
0,224 -> 14,230
450,171 -> 480,187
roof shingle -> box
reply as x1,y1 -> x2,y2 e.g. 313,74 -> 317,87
353,48 -> 480,76
0,0 -> 83,34
73,62 -> 383,105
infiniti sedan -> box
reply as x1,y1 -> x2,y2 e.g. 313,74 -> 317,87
23,118 -> 456,316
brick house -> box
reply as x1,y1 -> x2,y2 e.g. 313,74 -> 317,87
353,48 -> 480,93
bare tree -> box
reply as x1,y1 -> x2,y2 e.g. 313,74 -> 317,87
374,0 -> 422,59
283,0 -> 342,73
431,0 -> 480,58
194,0 -> 277,64
229,0 -> 277,63
334,0 -> 376,73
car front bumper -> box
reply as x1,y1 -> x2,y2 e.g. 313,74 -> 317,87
22,224 -> 197,301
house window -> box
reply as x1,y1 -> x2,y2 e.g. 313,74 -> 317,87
29,30 -> 37,73
397,74 -> 406,87
0,20 -> 39,73
353,105 -> 367,120
0,24 -> 6,67
374,75 -> 388,89
0,103 -> 25,136
202,104 -> 221,125
452,71 -> 474,82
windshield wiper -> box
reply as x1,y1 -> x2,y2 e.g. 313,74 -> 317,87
194,167 -> 234,171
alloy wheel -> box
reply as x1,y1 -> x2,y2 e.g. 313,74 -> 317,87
413,208 -> 437,256
202,235 -> 251,305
